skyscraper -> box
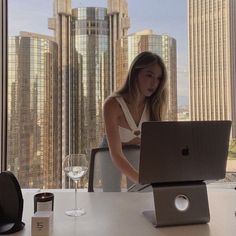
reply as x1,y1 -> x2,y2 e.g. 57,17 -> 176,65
7,32 -> 59,188
127,30 -> 178,120
107,0 -> 130,91
188,0 -> 236,137
70,7 -> 110,154
48,0 -> 72,162
48,0 -> 127,172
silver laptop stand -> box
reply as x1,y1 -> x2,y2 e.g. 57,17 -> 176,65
143,181 -> 210,227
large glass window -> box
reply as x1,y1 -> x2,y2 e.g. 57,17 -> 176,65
4,0 -> 236,188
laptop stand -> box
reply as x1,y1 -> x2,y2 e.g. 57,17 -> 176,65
143,181 -> 210,227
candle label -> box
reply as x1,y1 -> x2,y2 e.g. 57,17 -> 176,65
37,200 -> 53,211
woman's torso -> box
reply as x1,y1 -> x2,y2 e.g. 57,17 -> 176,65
115,96 -> 149,144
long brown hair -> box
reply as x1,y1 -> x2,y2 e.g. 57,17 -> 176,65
116,51 -> 168,121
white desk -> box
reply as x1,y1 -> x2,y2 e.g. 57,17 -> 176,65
13,188 -> 236,236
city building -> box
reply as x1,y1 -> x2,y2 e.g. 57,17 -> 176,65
7,32 -> 59,188
126,29 -> 178,120
107,0 -> 130,91
49,2 -> 111,187
188,0 -> 236,137
70,7 -> 110,155
48,1 -> 128,186
48,0 -> 72,168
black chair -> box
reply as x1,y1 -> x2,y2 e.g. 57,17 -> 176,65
88,145 -> 140,192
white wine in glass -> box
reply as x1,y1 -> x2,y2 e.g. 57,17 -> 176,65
63,153 -> 88,217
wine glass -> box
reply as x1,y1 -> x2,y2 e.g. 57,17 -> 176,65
63,153 -> 88,217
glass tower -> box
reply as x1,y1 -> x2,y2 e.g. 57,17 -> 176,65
107,0 -> 130,91
48,0 -> 72,166
71,7 -> 110,154
48,1 -> 124,188
7,32 -> 59,188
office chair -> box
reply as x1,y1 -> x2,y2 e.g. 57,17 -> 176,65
88,145 -> 140,192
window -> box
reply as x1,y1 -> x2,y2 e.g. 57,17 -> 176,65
3,0 -> 235,188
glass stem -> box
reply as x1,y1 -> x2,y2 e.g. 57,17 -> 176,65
75,180 -> 78,210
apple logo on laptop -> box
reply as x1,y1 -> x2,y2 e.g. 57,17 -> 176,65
181,146 -> 189,156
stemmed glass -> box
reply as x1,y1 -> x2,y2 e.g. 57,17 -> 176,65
63,153 -> 88,217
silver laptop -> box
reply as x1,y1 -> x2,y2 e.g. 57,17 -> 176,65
139,120 -> 232,184
138,120 -> 232,227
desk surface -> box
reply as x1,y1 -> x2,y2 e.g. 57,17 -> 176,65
13,188 -> 236,236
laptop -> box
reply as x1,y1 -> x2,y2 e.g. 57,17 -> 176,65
139,120 -> 232,184
138,120 -> 232,227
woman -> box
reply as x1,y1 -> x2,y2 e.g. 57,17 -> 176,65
101,51 -> 167,190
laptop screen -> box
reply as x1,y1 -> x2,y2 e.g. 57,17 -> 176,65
139,121 -> 232,184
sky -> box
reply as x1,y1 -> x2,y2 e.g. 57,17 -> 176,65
8,0 -> 189,107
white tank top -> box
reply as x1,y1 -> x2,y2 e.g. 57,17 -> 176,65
115,96 -> 149,143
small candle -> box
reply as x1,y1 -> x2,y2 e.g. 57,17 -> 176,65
34,192 -> 54,213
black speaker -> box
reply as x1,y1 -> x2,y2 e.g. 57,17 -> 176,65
0,171 -> 25,234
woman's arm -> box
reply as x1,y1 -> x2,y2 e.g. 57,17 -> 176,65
103,98 -> 139,184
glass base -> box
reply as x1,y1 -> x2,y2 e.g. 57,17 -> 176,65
65,208 -> 86,217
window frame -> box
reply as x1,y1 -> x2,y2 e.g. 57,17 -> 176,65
0,0 -> 8,171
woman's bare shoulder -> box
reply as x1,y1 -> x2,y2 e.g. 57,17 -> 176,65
104,96 -> 120,112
